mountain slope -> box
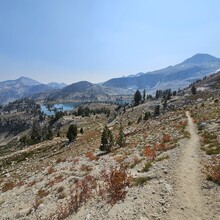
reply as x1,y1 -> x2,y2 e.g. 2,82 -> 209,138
47,82 -> 67,89
1,53 -> 220,105
45,81 -> 112,102
103,53 -> 220,91
0,77 -> 41,105
0,77 -> 60,105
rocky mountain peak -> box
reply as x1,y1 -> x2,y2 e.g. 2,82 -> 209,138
182,53 -> 220,64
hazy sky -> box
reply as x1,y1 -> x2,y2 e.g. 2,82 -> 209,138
0,0 -> 220,84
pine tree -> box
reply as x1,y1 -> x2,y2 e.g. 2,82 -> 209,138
143,89 -> 146,101
100,125 -> 114,152
134,90 -> 142,105
154,105 -> 160,116
144,111 -> 151,120
163,98 -> 167,110
117,123 -> 125,148
67,124 -> 77,142
47,127 -> 53,140
80,127 -> 84,134
191,85 -> 197,95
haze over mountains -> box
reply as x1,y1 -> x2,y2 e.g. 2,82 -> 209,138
0,77 -> 67,105
103,53 -> 220,91
0,53 -> 220,105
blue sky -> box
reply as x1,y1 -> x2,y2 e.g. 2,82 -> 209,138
0,0 -> 220,84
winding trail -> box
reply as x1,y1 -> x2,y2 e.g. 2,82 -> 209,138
166,111 -> 207,220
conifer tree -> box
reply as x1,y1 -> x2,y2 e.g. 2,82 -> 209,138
143,89 -> 146,101
154,105 -> 160,116
144,111 -> 151,120
191,85 -> 197,95
100,125 -> 114,152
117,123 -> 125,148
134,90 -> 142,105
67,124 -> 77,142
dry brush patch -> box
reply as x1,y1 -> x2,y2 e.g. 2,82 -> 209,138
190,99 -> 220,184
200,131 -> 220,155
133,176 -> 148,186
143,146 -> 156,161
2,180 -> 16,192
203,156 -> 220,184
47,165 -> 131,219
37,189 -> 50,198
85,151 -> 98,161
129,156 -> 143,168
100,164 -> 131,205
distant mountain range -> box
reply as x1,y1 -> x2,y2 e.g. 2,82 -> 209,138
37,81 -> 132,103
103,53 -> 220,92
0,53 -> 220,105
0,77 -> 67,105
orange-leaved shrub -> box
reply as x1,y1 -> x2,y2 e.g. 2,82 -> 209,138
143,146 -> 156,161
85,151 -> 97,161
162,133 -> 171,143
48,166 -> 131,218
47,166 -> 55,174
101,165 -> 131,205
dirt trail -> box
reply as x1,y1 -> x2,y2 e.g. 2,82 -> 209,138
166,111 -> 207,220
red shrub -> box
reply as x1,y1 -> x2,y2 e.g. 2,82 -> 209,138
154,142 -> 166,151
47,167 -> 55,174
28,180 -> 37,187
101,165 -> 131,205
85,151 -> 97,161
143,146 -> 156,161
162,133 -> 171,143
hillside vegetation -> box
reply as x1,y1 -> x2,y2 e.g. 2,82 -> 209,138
0,72 -> 219,219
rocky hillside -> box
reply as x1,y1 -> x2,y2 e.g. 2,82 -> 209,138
0,73 -> 219,219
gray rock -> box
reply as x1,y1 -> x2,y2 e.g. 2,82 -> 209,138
15,207 -> 32,219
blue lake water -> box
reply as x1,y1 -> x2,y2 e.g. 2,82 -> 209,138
41,100 -> 131,116
41,103 -> 80,116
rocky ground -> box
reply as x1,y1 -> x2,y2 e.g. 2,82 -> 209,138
0,89 -> 219,220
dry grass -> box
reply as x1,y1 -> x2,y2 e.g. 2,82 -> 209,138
133,176 -> 148,186
56,158 -> 66,164
203,156 -> 220,184
141,162 -> 152,172
2,181 -> 16,192
129,156 -> 143,168
47,166 -> 56,175
155,155 -> 169,162
33,198 -> 43,210
37,189 -> 50,198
